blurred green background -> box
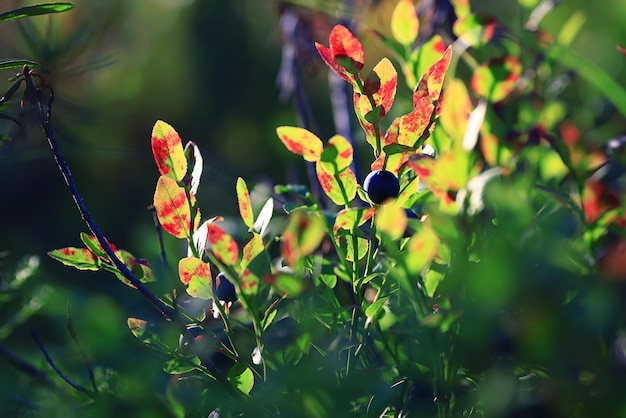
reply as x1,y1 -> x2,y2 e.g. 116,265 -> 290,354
0,0 -> 625,415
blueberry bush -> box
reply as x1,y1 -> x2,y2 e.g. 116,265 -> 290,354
3,0 -> 626,417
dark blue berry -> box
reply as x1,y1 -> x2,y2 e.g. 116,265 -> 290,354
364,170 -> 400,204
214,272 -> 237,302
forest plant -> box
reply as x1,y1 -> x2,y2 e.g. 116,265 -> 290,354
4,0 -> 626,417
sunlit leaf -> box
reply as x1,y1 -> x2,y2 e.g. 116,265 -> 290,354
391,0 -> 419,45
333,207 -> 376,234
471,56 -> 521,102
254,198 -> 274,236
207,224 -> 239,266
154,175 -> 191,239
178,257 -> 212,300
414,45 -> 452,105
320,134 -> 354,175
236,177 -> 255,229
328,24 -> 365,74
282,210 -> 325,267
48,247 -> 99,271
449,0 -> 471,18
363,57 -> 398,117
276,126 -> 323,162
405,223 -> 440,274
316,163 -> 357,205
151,120 -> 187,182
365,297 -> 389,325
439,78 -> 471,143
409,155 -> 454,206
183,141 -> 203,195
376,200 -> 407,240
0,3 -> 74,23
399,97 -> 435,147
227,363 -> 254,395
410,35 -> 447,89
80,232 -> 113,258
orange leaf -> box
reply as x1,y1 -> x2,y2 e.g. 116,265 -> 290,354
151,120 -> 187,182
276,126 -> 323,162
207,224 -> 239,266
236,177 -> 254,229
178,257 -> 212,300
154,176 -> 191,239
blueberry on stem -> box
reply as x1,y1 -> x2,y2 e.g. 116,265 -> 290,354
364,170 -> 400,204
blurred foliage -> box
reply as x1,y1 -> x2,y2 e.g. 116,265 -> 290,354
1,0 -> 626,417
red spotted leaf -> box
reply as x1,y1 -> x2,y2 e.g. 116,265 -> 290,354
127,318 -> 148,339
328,24 -> 364,74
276,126 -> 323,162
334,207 -> 375,235
414,45 -> 452,105
363,57 -> 398,117
151,120 -> 187,182
281,210 -> 326,267
236,177 -> 254,229
409,35 -> 448,89
242,233 -> 264,269
399,97 -> 435,146
48,247 -> 99,271
316,163 -> 357,205
178,257 -> 212,300
207,224 -> 239,266
154,175 -> 191,239
391,0 -> 419,45
320,134 -> 353,174
353,92 -> 378,148
409,154 -> 454,205
471,55 -> 521,102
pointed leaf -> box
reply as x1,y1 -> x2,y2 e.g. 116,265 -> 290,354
276,126 -> 323,162
227,363 -> 254,395
163,356 -> 201,374
316,42 -> 354,84
207,224 -> 239,266
254,198 -> 274,236
414,45 -> 452,105
178,257 -> 212,300
363,57 -> 398,117
333,207 -> 376,234
0,3 -> 74,23
183,141 -> 203,195
48,247 -> 99,271
151,120 -> 187,182
411,35 -> 448,89
453,13 -> 497,48
320,134 -> 354,174
154,176 -> 191,239
242,233 -> 264,269
328,24 -> 364,74
391,0 -> 419,45
399,97 -> 435,146
127,318 -> 148,340
471,55 -> 521,102
236,177 -> 255,229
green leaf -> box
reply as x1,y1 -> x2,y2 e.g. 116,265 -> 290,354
227,363 -> 254,395
365,297 -> 389,323
207,224 -> 239,266
153,175 -> 192,239
236,177 -> 255,229
271,273 -> 304,298
0,3 -> 74,23
391,0 -> 419,45
178,257 -> 212,300
163,356 -> 201,375
281,210 -> 325,267
471,56 -> 522,102
48,247 -> 99,271
0,59 -> 38,71
151,120 -> 188,182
